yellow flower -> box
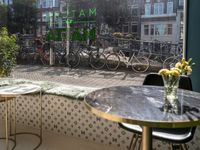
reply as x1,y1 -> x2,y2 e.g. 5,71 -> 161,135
186,66 -> 192,75
159,69 -> 170,76
181,58 -> 185,64
170,69 -> 180,77
175,62 -> 182,69
160,57 -> 194,76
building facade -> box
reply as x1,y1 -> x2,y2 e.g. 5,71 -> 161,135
36,0 -> 63,36
140,0 -> 183,44
122,0 -> 141,38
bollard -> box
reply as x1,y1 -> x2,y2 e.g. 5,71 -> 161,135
50,41 -> 55,66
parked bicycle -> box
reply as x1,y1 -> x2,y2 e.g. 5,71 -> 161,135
73,43 -> 106,70
105,47 -> 150,72
33,38 -> 50,65
53,41 -> 80,68
162,44 -> 183,69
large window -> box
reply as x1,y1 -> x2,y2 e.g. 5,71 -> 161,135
145,3 -> 151,15
145,24 -> 173,36
0,0 -> 185,74
154,2 -> 164,15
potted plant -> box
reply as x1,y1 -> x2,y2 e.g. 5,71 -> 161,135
0,27 -> 19,77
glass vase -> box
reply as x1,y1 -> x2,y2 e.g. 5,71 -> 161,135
162,75 -> 180,114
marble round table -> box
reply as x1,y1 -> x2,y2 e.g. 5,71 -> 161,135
0,84 -> 42,150
84,85 -> 200,150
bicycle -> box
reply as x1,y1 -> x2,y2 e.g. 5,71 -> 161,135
74,43 -> 106,70
105,47 -> 150,72
33,39 -> 50,65
53,41 -> 80,68
162,44 -> 183,69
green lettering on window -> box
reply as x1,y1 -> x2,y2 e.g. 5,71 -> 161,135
79,9 -> 86,17
89,8 -> 96,16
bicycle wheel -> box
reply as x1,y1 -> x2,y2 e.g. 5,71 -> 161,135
66,52 -> 80,68
137,48 -> 151,59
131,56 -> 150,72
163,56 -> 179,69
106,53 -> 120,71
40,51 -> 50,65
89,52 -> 106,70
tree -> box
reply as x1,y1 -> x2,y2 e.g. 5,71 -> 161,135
0,27 -> 19,77
0,4 -> 7,27
9,0 -> 38,34
96,0 -> 129,31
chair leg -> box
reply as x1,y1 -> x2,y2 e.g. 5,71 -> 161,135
181,144 -> 188,150
171,144 -> 182,150
129,133 -> 136,150
129,133 -> 140,150
138,137 -> 142,150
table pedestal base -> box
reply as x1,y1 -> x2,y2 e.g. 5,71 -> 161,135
142,126 -> 152,150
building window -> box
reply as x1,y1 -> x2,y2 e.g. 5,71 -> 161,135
132,9 -> 138,16
179,0 -> 184,6
132,24 -> 137,33
154,3 -> 164,15
42,14 -> 47,22
144,25 -> 149,35
167,2 -> 173,14
167,24 -> 173,35
155,24 -> 165,35
42,0 -> 46,8
123,23 -> 129,33
145,4 -> 151,15
150,25 -> 154,35
49,0 -> 53,8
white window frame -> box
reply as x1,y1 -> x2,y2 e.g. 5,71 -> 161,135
167,2 -> 173,14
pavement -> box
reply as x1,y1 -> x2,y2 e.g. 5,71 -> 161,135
12,65 -> 148,88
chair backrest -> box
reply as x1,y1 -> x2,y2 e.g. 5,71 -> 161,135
143,73 -> 195,143
143,73 -> 193,91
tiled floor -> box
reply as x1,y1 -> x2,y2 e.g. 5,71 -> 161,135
0,124 -> 121,150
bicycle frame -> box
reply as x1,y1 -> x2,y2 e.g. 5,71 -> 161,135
118,50 -> 137,67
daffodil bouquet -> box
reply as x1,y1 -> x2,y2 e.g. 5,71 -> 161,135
159,58 -> 195,78
159,68 -> 180,113
158,58 -> 195,113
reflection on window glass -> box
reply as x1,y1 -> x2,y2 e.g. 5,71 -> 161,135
0,0 -> 185,70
